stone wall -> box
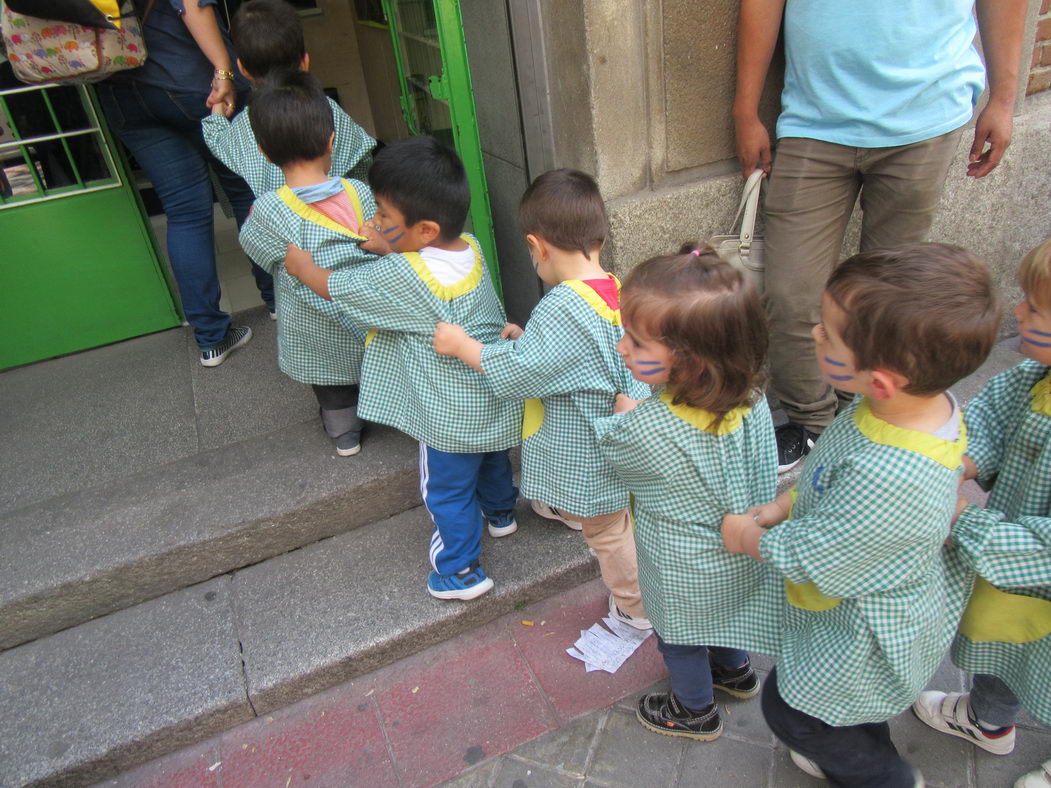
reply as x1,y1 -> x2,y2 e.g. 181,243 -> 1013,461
1029,0 -> 1051,94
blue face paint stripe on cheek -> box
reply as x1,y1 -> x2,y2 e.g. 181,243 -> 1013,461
1029,328 -> 1051,337
635,360 -> 662,365
1023,336 -> 1051,348
823,356 -> 847,367
828,373 -> 854,381
639,367 -> 667,376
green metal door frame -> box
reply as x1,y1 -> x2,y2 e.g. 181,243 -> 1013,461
380,0 -> 502,298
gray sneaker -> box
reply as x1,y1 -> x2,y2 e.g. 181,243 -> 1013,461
200,326 -> 252,367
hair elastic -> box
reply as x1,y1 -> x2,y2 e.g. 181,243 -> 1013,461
690,249 -> 701,256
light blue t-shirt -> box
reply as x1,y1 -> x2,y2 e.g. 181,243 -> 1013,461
777,0 -> 986,148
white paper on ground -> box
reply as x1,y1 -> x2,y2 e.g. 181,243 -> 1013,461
565,617 -> 652,673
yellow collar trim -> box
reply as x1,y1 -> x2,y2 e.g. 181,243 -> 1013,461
659,392 -> 749,435
852,397 -> 966,470
404,235 -> 484,300
564,276 -> 621,325
276,180 -> 367,239
1029,373 -> 1051,417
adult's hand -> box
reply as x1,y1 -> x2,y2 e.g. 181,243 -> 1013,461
967,99 -> 1012,179
735,114 -> 772,177
207,75 -> 236,117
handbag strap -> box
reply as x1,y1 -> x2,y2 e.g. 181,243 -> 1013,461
728,168 -> 764,250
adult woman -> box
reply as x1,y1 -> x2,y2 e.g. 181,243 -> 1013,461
96,0 -> 271,366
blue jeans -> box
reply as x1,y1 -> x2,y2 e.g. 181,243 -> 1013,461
655,634 -> 748,711
96,81 -> 273,348
418,444 -> 518,575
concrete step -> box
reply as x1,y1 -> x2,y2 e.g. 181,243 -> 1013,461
0,421 -> 421,652
0,501 -> 597,788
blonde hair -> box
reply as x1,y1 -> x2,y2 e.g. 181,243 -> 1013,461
1018,238 -> 1051,310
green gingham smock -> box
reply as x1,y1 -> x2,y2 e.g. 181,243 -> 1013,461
202,97 -> 375,196
760,397 -> 972,726
595,392 -> 782,651
950,360 -> 1051,726
480,278 -> 650,518
239,179 -> 376,385
326,235 -> 522,454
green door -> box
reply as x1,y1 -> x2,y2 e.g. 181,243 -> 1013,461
380,0 -> 501,297
0,82 -> 178,370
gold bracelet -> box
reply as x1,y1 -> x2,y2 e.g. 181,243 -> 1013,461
214,69 -> 235,81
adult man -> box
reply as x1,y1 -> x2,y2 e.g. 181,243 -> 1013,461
734,0 -> 1027,471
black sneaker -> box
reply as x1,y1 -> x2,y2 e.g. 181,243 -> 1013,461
636,693 -> 722,741
334,430 -> 362,457
711,660 -> 761,699
199,325 -> 252,368
776,421 -> 818,474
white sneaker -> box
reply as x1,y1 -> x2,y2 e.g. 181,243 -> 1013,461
608,593 -> 651,630
1015,759 -> 1051,788
530,499 -> 583,531
789,750 -> 826,779
912,691 -> 1015,755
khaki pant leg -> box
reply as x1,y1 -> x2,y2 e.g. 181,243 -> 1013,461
856,128 -> 962,251
764,138 -> 861,431
565,508 -> 645,619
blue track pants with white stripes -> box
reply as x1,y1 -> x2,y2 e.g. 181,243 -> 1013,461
419,443 -> 518,575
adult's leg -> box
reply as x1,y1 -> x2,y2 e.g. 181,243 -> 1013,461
564,508 -> 644,618
475,450 -> 518,516
764,138 -> 861,432
97,82 -> 230,348
970,673 -> 1022,728
419,443 -> 485,575
762,667 -> 915,788
857,128 -> 962,252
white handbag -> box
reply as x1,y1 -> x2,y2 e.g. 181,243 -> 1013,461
710,168 -> 765,287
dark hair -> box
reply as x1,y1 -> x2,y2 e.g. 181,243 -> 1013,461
231,0 -> 305,80
519,169 -> 607,255
621,243 -> 767,420
367,136 -> 470,241
825,243 -> 1001,395
248,70 -> 333,167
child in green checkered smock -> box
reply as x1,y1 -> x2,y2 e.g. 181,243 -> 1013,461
284,136 -> 521,603
201,0 -> 374,195
722,244 -> 1001,787
592,245 -> 779,743
434,170 -> 650,627
912,239 -> 1051,788
236,72 -> 376,457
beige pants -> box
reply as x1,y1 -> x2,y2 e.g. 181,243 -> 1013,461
764,129 -> 962,431
564,507 -> 646,619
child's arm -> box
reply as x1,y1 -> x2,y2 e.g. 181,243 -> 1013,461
284,245 -> 334,300
201,113 -> 242,175
953,503 -> 1051,587
722,489 -> 794,559
964,365 -> 1033,487
434,322 -> 484,373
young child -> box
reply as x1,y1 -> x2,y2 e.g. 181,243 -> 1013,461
283,135 -> 521,600
238,71 -> 375,455
913,238 -> 1051,788
722,244 -> 1000,787
202,0 -> 374,195
433,169 -> 652,629
594,246 -> 780,740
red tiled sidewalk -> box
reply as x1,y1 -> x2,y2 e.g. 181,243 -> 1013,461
100,579 -> 667,788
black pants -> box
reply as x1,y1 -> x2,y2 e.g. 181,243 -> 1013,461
761,667 -> 915,787
311,384 -> 359,410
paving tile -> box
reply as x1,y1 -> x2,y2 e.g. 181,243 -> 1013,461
440,759 -> 500,787
678,735 -> 772,787
0,325 -> 196,513
510,712 -> 603,776
719,691 -> 774,747
890,705 -> 975,788
769,746 -> 827,788
94,739 -> 221,788
375,627 -> 556,788
976,727 -> 1051,788
493,757 -> 583,787
511,580 -> 667,722
586,708 -> 684,787
218,692 -> 397,788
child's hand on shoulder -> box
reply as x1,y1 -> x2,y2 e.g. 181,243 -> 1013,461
500,322 -> 524,340
359,220 -> 393,255
614,393 -> 643,414
434,321 -> 469,356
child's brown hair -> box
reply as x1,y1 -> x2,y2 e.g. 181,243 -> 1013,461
825,243 -> 1000,396
1018,238 -> 1051,310
621,244 -> 767,418
518,169 -> 607,256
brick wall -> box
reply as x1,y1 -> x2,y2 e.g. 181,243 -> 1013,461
1029,0 -> 1051,94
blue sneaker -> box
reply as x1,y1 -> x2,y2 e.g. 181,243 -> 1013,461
486,510 -> 518,538
427,563 -> 494,600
